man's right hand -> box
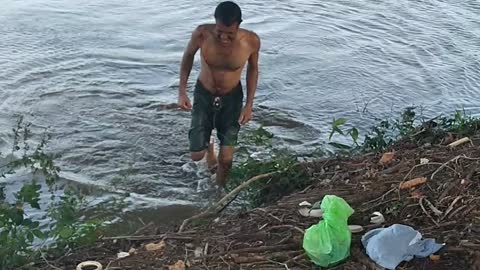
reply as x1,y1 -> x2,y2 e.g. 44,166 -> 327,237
177,93 -> 192,111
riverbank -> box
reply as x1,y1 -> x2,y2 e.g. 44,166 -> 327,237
36,135 -> 480,269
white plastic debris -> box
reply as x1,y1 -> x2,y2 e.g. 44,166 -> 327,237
299,201 -> 312,207
362,224 -> 445,269
298,208 -> 309,217
76,261 -> 103,270
194,247 -> 203,258
420,158 -> 430,164
370,211 -> 385,224
298,208 -> 323,217
348,225 -> 364,233
117,252 -> 130,259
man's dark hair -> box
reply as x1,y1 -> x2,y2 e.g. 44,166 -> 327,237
214,1 -> 242,26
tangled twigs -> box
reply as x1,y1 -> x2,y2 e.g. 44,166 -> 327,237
431,155 -> 480,180
204,244 -> 299,258
403,163 -> 442,181
420,197 -> 440,226
441,196 -> 463,221
284,253 -> 306,266
362,188 -> 395,206
267,224 -> 305,234
102,231 -> 195,241
178,170 -> 282,232
40,252 -> 63,270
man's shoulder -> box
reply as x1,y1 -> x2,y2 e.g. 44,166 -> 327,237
191,24 -> 214,44
195,24 -> 215,34
240,29 -> 260,49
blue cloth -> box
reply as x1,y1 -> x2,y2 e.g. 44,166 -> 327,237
361,224 -> 444,269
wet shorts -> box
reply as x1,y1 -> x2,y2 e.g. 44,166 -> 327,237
189,80 -> 244,152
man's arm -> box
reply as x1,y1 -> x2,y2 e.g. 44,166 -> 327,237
179,26 -> 203,96
245,33 -> 261,107
238,33 -> 260,125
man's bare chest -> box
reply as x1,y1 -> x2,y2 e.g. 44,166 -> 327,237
201,41 -> 249,71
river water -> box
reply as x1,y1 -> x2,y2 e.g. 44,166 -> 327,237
1,0 -> 479,226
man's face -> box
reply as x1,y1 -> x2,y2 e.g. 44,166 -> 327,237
215,20 -> 239,47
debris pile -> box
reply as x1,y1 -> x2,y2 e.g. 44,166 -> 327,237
39,138 -> 480,270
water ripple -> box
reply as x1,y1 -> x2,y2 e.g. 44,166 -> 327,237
1,0 -> 479,210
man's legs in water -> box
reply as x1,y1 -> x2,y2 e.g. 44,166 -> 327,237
216,146 -> 234,187
190,141 -> 217,171
206,139 -> 217,171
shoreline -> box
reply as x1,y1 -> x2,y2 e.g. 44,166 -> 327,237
36,137 -> 480,269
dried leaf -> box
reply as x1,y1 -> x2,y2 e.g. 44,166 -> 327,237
430,255 -> 441,261
168,260 -> 186,270
400,177 -> 427,190
379,152 -> 395,165
145,240 -> 166,252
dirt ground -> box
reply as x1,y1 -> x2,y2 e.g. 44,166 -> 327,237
37,139 -> 480,270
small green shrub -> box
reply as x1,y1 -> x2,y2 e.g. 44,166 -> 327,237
0,116 -> 104,270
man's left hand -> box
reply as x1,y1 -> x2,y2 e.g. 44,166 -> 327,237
238,105 -> 253,125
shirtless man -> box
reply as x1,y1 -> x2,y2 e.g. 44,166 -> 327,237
177,1 -> 260,188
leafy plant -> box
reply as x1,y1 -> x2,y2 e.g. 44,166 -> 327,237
0,116 -> 104,270
328,107 -> 480,153
363,120 -> 393,152
443,109 -> 480,136
328,118 -> 360,150
329,118 -> 347,140
47,190 -> 103,252
227,127 -> 309,207
395,107 -> 416,137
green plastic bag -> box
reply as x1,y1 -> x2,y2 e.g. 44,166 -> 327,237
302,195 -> 354,267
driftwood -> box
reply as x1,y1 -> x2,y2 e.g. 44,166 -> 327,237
448,137 -> 471,148
178,170 -> 283,232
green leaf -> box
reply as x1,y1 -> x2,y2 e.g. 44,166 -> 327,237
58,226 -> 74,239
17,182 -> 41,209
334,118 -> 346,126
23,218 -> 33,227
333,126 -> 344,136
350,128 -> 359,144
329,118 -> 347,140
32,229 -> 46,240
0,229 -> 9,242
27,231 -> 34,243
0,186 -> 5,200
13,209 -> 24,225
329,142 -> 352,150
